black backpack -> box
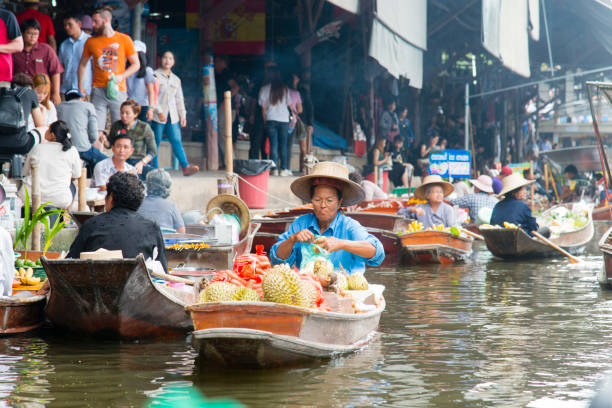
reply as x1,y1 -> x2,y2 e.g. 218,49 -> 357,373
0,86 -> 27,135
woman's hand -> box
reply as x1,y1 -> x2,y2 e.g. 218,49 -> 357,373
180,117 -> 187,128
313,236 -> 344,252
411,207 -> 425,216
134,161 -> 144,174
291,229 -> 315,244
146,107 -> 155,122
158,112 -> 167,123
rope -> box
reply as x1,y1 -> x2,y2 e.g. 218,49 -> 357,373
231,172 -> 298,207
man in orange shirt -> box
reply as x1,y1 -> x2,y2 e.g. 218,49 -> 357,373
16,0 -> 56,52
77,6 -> 139,134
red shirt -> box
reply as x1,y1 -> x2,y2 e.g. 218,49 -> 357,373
12,42 -> 63,78
17,8 -> 54,45
0,9 -> 20,82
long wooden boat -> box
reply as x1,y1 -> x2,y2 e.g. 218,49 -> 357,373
68,211 -> 99,227
598,227 -> 612,288
399,230 -> 473,265
0,294 -> 46,335
345,211 -> 407,232
165,223 -> 260,270
41,254 -> 194,339
186,285 -> 385,368
594,205 -> 612,221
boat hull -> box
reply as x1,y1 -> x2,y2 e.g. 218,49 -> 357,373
399,230 -> 473,265
0,295 -> 46,335
42,255 -> 193,339
187,294 -> 385,368
599,227 -> 612,288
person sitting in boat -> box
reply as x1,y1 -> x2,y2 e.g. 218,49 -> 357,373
490,172 -> 550,238
398,175 -> 457,228
450,175 -> 498,224
561,164 -> 579,202
67,172 -> 168,270
270,161 -> 385,275
137,169 -> 185,234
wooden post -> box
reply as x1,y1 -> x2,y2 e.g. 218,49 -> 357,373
544,164 -> 549,194
78,167 -> 87,211
529,160 -> 535,210
217,178 -> 233,195
31,160 -> 41,251
224,90 -> 233,175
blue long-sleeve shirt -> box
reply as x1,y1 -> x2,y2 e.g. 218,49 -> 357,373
490,197 -> 539,235
269,212 -> 385,275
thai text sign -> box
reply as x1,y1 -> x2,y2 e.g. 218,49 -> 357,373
428,149 -> 471,178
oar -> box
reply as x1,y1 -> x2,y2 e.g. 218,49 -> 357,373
531,230 -> 581,264
150,270 -> 196,285
460,227 -> 484,241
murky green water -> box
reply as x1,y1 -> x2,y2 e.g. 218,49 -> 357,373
3,225 -> 612,407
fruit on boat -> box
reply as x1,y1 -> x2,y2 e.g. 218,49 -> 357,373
262,264 -> 306,306
199,281 -> 238,302
312,258 -> 334,285
14,267 -> 41,286
232,287 -> 261,302
299,281 -> 319,308
336,272 -> 348,291
347,273 -> 369,290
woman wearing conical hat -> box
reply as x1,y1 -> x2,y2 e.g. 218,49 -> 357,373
398,175 -> 457,229
270,162 -> 385,275
490,172 -> 550,237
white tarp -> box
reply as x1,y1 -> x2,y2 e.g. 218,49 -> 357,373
368,0 -> 426,88
327,0 -> 359,14
528,0 -> 540,40
482,0 -> 531,78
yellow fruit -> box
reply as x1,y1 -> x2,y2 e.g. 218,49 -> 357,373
347,273 -> 369,290
262,264 -> 306,306
298,281 -> 318,308
231,287 -> 261,302
200,281 -> 238,302
24,277 -> 40,286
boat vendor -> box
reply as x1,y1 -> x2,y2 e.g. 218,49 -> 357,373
67,172 -> 168,270
450,175 -> 498,224
561,164 -> 579,202
398,175 -> 457,228
490,172 -> 550,237
270,161 -> 385,275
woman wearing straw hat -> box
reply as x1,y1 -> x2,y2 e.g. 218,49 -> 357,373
398,175 -> 457,229
270,162 -> 385,275
490,172 -> 550,237
450,175 -> 499,223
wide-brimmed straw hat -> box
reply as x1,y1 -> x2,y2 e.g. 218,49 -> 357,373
414,175 -> 454,200
290,161 -> 365,206
206,194 -> 251,236
470,175 -> 494,193
496,172 -> 534,197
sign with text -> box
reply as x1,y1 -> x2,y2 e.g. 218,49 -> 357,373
428,149 -> 471,178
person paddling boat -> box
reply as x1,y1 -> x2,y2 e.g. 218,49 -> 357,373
270,161 -> 385,275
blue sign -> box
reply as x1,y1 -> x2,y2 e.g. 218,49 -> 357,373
428,149 -> 472,178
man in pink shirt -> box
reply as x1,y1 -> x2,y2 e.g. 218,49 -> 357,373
16,0 -> 55,51
0,7 -> 23,85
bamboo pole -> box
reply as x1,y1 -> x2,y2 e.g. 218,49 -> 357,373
529,160 -> 535,210
78,167 -> 87,211
224,90 -> 233,176
550,167 -> 560,203
544,164 -> 549,194
31,160 -> 41,251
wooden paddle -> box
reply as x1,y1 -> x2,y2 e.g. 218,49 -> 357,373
150,270 -> 196,286
531,230 -> 581,264
460,227 -> 484,241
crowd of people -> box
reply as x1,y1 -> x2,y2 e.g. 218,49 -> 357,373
0,1 -> 199,206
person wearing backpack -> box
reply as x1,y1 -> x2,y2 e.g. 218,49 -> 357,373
0,73 -> 45,154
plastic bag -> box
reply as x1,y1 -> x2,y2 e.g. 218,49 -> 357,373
107,75 -> 119,100
233,159 -> 275,176
145,247 -> 165,278
299,241 -> 333,275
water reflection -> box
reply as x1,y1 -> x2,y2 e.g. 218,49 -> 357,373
0,240 -> 609,406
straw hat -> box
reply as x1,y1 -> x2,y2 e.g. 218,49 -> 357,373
413,175 -> 454,200
206,194 -> 251,236
496,172 -> 534,197
290,161 -> 365,206
470,175 -> 494,193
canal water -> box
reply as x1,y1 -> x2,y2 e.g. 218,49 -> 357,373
2,226 -> 612,407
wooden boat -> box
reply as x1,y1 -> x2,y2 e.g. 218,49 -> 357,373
462,223 -> 481,235
0,294 -> 46,335
399,230 -> 473,265
593,205 -> 612,221
41,254 -> 194,339
254,217 -> 295,234
598,227 -> 612,288
68,211 -> 99,227
165,223 -> 261,270
345,211 -> 407,232
186,285 -> 385,368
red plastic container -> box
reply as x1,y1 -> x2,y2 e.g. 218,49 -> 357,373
365,171 -> 388,193
238,170 -> 270,209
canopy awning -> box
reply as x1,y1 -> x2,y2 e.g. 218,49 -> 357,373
368,0 -> 426,88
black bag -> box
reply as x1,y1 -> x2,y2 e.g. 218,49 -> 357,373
0,87 -> 27,135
